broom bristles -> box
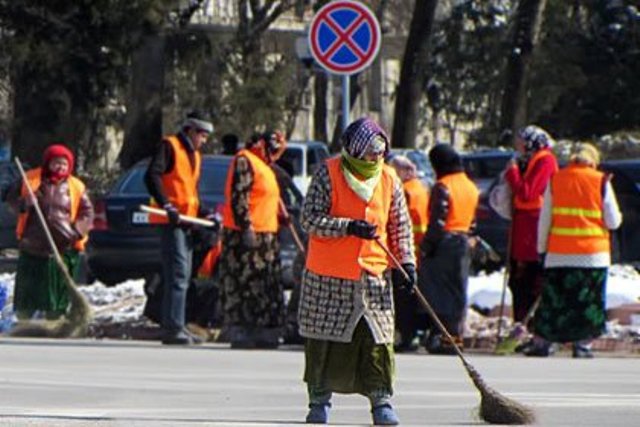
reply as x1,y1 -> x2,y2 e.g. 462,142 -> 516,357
466,363 -> 536,425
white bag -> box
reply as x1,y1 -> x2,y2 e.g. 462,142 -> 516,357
489,172 -> 512,220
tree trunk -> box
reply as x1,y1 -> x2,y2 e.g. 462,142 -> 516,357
11,68 -> 89,168
313,71 -> 329,144
499,0 -> 548,143
119,35 -> 165,169
391,0 -> 439,149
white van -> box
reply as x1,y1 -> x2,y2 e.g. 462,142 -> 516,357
277,141 -> 330,195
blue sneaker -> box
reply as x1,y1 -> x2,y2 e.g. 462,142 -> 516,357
371,403 -> 400,425
305,403 -> 330,424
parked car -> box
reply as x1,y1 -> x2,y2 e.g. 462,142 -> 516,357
276,141 -> 330,195
387,148 -> 435,188
87,155 -> 303,287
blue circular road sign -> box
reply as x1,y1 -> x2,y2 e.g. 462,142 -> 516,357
308,1 -> 382,75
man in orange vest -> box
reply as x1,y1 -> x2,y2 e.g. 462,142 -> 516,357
389,155 -> 429,352
419,143 -> 479,355
527,143 -> 622,358
144,111 -> 215,345
299,118 -> 415,426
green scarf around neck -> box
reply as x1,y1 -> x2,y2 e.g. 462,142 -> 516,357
341,149 -> 383,179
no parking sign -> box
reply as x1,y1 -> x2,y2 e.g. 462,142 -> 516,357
309,0 -> 381,75
308,1 -> 382,129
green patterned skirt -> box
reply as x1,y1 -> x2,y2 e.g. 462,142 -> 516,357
533,267 -> 607,343
13,250 -> 80,318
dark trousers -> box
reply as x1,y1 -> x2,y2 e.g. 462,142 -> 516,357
507,260 -> 543,323
161,226 -> 194,332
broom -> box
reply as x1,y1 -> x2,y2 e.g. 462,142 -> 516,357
495,295 -> 541,355
375,237 -> 535,425
11,158 -> 92,338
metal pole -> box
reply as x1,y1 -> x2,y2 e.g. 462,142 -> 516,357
342,75 -> 350,131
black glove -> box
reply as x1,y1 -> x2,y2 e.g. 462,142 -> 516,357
163,203 -> 181,226
346,220 -> 377,240
538,253 -> 546,266
395,263 -> 417,292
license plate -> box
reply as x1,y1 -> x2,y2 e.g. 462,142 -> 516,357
131,211 -> 149,224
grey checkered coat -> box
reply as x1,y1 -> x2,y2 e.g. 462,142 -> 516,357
297,163 -> 415,344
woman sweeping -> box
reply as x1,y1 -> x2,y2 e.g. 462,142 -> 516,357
6,144 -> 93,320
298,118 -> 415,425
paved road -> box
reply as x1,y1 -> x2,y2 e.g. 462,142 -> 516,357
0,338 -> 638,426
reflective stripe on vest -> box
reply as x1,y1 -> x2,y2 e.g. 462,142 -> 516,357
306,157 -> 395,280
403,178 -> 429,249
16,168 -> 88,251
513,149 -> 557,210
222,149 -> 280,233
438,172 -> 479,232
149,135 -> 201,224
547,164 -> 609,255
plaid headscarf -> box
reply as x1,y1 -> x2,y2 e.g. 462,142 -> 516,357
340,117 -> 389,159
517,125 -> 554,153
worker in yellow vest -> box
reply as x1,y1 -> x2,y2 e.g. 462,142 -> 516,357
525,143 -> 622,358
220,130 -> 286,349
389,155 -> 429,352
419,143 -> 479,355
144,111 -> 215,345
6,144 -> 93,320
299,118 -> 415,426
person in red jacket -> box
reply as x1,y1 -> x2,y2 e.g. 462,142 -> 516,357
504,125 -> 558,326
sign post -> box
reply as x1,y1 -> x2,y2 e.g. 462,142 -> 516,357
308,0 -> 382,131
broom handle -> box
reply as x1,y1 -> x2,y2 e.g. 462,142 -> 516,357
375,237 -> 468,363
495,211 -> 514,345
278,199 -> 305,254
139,204 -> 215,227
14,158 -> 77,290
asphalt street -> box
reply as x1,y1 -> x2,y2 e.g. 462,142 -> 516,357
0,338 -> 638,426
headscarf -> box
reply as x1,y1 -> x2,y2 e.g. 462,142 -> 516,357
42,144 -> 74,183
429,143 -> 463,179
339,118 -> 390,201
570,142 -> 600,166
517,125 -> 554,153
340,117 -> 389,160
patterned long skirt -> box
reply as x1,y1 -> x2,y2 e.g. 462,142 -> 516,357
533,267 -> 607,343
219,229 -> 285,342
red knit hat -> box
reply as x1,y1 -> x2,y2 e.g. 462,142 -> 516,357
43,144 -> 75,172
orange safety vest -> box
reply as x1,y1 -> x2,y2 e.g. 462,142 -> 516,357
513,149 -> 558,210
16,168 -> 88,251
403,178 -> 429,249
149,135 -> 201,224
547,164 -> 609,255
306,157 -> 395,280
438,172 -> 479,232
222,149 -> 280,233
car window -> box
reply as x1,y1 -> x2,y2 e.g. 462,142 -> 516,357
117,167 -> 148,195
280,147 -> 303,176
199,160 -> 230,195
